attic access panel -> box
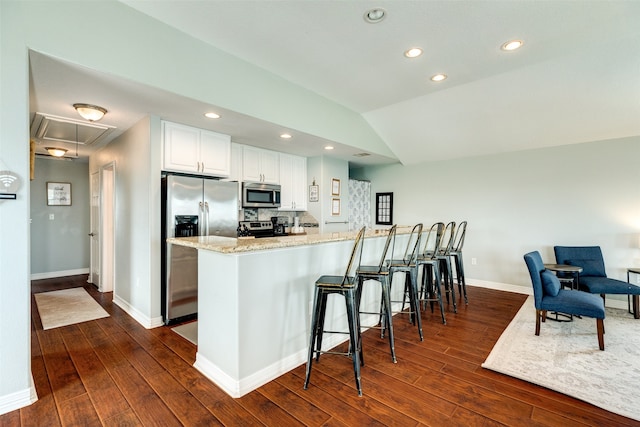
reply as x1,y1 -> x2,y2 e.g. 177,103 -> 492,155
31,112 -> 115,146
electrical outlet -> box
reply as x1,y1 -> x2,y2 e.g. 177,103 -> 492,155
49,214 -> 54,220
471,257 -> 477,265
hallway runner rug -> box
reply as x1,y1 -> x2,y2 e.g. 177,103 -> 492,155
35,287 -> 109,330
482,296 -> 640,421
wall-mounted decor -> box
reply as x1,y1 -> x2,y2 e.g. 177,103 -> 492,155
309,184 -> 319,202
376,192 -> 393,225
332,198 -> 341,216
47,182 -> 71,206
331,178 -> 341,196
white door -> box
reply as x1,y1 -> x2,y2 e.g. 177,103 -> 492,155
88,171 -> 100,286
100,163 -> 115,293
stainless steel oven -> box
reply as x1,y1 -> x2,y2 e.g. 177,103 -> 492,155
242,182 -> 281,208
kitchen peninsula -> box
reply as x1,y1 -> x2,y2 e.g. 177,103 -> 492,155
168,229 -> 409,398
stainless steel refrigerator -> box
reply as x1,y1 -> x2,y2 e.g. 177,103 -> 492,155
161,174 -> 238,324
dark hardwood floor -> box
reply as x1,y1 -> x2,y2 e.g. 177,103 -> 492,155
0,276 -> 637,426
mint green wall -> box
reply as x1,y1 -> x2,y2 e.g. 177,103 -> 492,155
353,136 -> 640,293
30,158 -> 90,275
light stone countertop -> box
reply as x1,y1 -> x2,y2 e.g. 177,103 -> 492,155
167,226 -> 413,254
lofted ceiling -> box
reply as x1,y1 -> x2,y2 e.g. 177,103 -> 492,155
30,1 -> 640,165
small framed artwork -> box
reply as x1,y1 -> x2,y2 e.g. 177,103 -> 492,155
376,192 -> 393,225
47,182 -> 72,206
309,184 -> 319,202
332,198 -> 341,216
331,178 -> 341,196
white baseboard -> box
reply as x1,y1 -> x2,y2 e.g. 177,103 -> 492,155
31,268 -> 89,281
113,295 -> 164,329
0,374 -> 37,416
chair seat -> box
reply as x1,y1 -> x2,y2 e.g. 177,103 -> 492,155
580,276 -> 640,295
316,275 -> 357,288
541,289 -> 605,319
356,265 -> 390,276
386,259 -> 416,268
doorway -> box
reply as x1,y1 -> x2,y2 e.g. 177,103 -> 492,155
99,162 -> 115,293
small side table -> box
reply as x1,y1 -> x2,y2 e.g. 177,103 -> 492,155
543,264 -> 583,322
626,268 -> 640,319
544,264 -> 582,290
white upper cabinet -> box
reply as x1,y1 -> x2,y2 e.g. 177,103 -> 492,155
162,121 -> 231,177
279,153 -> 307,211
241,146 -> 279,184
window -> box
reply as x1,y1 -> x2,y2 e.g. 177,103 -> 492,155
376,192 -> 393,225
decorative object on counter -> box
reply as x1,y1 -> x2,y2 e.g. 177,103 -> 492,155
290,216 -> 305,234
309,179 -> 319,202
331,178 -> 341,196
332,198 -> 341,216
0,170 -> 20,200
375,192 -> 393,225
47,181 -> 71,206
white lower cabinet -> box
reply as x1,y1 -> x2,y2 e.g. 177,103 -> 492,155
279,153 -> 307,211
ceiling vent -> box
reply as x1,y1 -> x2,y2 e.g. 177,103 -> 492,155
30,112 -> 116,146
353,152 -> 371,157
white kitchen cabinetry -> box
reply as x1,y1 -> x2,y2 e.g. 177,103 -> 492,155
241,146 -> 279,184
279,153 -> 307,211
162,121 -> 231,177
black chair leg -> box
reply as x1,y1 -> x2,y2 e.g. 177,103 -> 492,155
345,288 -> 363,396
304,287 -> 322,389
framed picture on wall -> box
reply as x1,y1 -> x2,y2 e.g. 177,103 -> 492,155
47,182 -> 72,206
332,198 -> 341,216
309,184 -> 319,202
331,178 -> 341,196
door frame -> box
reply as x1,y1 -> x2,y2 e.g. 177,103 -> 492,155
100,162 -> 116,293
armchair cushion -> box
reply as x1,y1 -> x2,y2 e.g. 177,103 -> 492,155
541,289 -> 605,319
580,276 -> 640,295
566,259 -> 606,277
541,270 -> 560,296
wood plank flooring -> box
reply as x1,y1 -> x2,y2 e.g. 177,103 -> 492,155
1,275 -> 638,426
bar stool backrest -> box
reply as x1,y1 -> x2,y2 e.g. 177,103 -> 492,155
375,225 -> 397,272
422,222 -> 444,260
341,226 -> 366,286
437,221 -> 456,256
403,223 -> 423,264
452,221 -> 467,252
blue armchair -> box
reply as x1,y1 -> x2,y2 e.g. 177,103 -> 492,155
554,246 -> 640,319
524,251 -> 605,350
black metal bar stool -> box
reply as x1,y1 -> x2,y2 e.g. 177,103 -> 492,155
387,223 -> 424,342
304,226 -> 366,396
436,221 -> 457,313
449,220 -> 468,304
417,222 -> 447,324
356,225 -> 398,363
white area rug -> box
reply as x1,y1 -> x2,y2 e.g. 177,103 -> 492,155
172,321 -> 197,345
483,296 -> 640,421
35,287 -> 109,330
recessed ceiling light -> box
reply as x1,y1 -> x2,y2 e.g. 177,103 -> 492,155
280,133 -> 292,139
324,145 -> 334,150
404,47 -> 423,58
364,8 -> 386,23
204,112 -> 220,119
501,40 -> 524,51
431,74 -> 447,82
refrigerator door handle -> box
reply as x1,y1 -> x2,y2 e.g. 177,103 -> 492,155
199,201 -> 204,233
204,201 -> 210,235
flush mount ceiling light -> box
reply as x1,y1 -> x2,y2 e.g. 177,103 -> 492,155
364,7 -> 386,23
45,147 -> 68,157
501,39 -> 524,51
204,112 -> 220,119
324,145 -> 334,150
404,47 -> 423,58
73,103 -> 107,121
431,73 -> 447,82
280,133 -> 292,139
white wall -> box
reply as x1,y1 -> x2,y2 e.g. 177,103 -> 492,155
30,158 -> 90,277
89,115 -> 162,328
307,156 -> 350,233
352,136 -> 640,295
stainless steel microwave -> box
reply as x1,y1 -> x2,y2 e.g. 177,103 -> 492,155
242,182 -> 281,208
